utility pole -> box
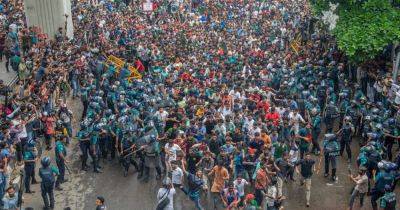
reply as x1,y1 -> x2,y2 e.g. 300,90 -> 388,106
393,44 -> 400,84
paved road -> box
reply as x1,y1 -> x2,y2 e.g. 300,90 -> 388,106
0,61 -> 17,85
20,96 -> 400,210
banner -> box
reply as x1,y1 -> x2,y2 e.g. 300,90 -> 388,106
143,1 -> 153,12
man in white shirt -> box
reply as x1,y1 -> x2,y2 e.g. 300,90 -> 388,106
233,176 -> 249,204
171,163 -> 184,188
288,109 -> 305,135
157,178 -> 176,210
263,180 -> 278,210
164,139 -> 182,173
155,107 -> 169,122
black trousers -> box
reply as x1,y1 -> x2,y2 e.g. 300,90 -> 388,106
25,163 -> 35,192
340,140 -> 352,160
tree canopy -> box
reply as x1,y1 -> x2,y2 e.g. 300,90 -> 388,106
311,0 -> 400,63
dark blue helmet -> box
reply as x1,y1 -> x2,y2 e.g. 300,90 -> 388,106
41,156 -> 51,167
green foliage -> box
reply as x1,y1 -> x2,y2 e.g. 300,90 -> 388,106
311,0 -> 400,63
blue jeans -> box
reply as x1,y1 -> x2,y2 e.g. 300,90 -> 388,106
0,173 -> 6,206
71,79 -> 80,97
181,187 -> 203,210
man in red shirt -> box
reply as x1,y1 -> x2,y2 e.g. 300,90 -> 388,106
257,99 -> 270,113
265,107 -> 280,126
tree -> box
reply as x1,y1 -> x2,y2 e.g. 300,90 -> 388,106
311,0 -> 400,63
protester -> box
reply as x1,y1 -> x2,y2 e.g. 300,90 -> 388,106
295,153 -> 316,207
348,166 -> 368,210
2,186 -> 18,210
157,177 -> 175,210
95,196 -> 107,210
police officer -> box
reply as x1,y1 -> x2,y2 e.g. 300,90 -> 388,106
142,135 -> 162,182
77,122 -> 92,171
24,142 -> 37,194
338,116 -> 355,163
107,115 -> 117,160
346,100 -> 360,135
39,157 -> 59,210
90,119 -> 102,173
379,185 -> 396,210
55,136 -> 68,190
324,101 -> 339,133
371,161 -> 395,210
120,131 -> 137,177
310,108 -> 321,155
383,118 -> 400,161
321,133 -> 340,181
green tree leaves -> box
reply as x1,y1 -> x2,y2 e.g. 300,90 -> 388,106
311,0 -> 400,63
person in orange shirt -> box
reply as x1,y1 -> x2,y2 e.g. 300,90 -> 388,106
255,163 -> 269,206
208,161 -> 230,209
261,132 -> 272,148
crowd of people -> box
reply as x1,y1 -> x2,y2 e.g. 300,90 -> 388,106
0,0 -> 399,210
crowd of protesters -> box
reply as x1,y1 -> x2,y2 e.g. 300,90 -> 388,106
0,0 -> 399,210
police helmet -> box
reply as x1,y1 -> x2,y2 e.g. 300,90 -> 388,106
371,108 -> 380,115
97,90 -> 104,96
80,122 -> 87,129
367,133 -> 378,140
311,108 -> 318,115
41,156 -> 51,167
324,133 -> 336,141
150,134 -> 156,142
105,109 -> 113,116
387,118 -> 395,126
375,123 -> 383,130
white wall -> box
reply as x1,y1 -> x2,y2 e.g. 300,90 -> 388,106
24,0 -> 74,39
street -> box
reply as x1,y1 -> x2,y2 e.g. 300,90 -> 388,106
20,95 -> 399,210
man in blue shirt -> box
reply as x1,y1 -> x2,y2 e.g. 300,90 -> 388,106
181,161 -> 205,210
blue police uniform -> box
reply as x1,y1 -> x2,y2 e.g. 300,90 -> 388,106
55,140 -> 67,188
39,165 -> 59,209
24,148 -> 36,192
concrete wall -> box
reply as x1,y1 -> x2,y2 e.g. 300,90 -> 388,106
24,0 -> 73,39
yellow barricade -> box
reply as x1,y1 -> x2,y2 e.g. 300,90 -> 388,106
105,55 -> 142,82
107,55 -> 125,70
128,66 -> 142,79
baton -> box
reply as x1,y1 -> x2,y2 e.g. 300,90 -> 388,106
347,164 -> 352,175
65,163 -> 72,174
123,149 -> 140,158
